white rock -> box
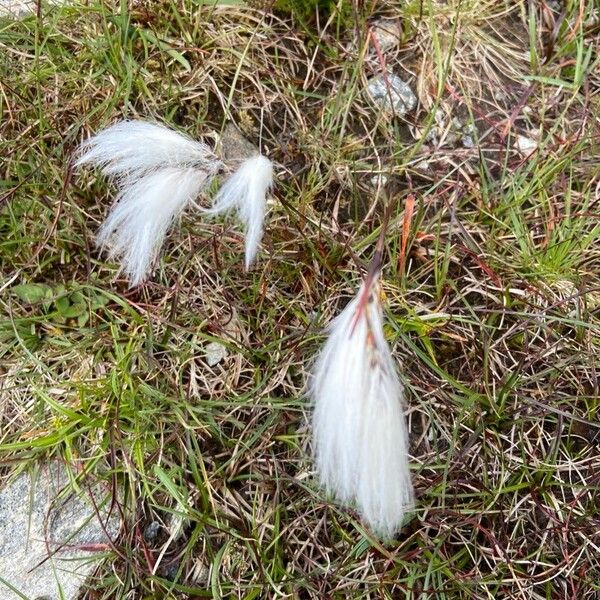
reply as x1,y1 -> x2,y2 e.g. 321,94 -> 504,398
205,341 -> 228,366
369,173 -> 389,188
515,134 -> 537,153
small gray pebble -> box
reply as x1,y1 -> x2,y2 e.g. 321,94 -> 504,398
144,521 -> 161,541
163,561 -> 180,581
367,73 -> 417,117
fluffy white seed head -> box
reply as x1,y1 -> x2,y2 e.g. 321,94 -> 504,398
210,155 -> 273,269
76,120 -> 221,180
76,120 -> 222,286
96,168 -> 211,286
310,278 -> 414,538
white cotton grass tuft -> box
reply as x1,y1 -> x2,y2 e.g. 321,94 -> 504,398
95,168 -> 212,286
75,120 -> 220,179
209,155 -> 273,269
310,276 -> 414,538
76,120 -> 222,286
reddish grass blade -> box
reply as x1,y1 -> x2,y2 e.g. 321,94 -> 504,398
399,194 -> 415,278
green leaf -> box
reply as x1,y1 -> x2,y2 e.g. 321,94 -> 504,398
60,303 -> 87,318
70,290 -> 86,304
12,283 -> 53,304
54,295 -> 71,314
90,291 -> 110,309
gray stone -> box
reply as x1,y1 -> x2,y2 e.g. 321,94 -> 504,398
370,19 -> 403,54
367,72 -> 416,117
462,135 -> 475,148
0,1 -> 34,16
189,557 -> 209,586
0,462 -> 121,600
143,521 -> 161,542
0,0 -> 64,17
461,123 -> 477,148
421,108 -> 477,148
220,123 -> 259,163
162,561 -> 179,581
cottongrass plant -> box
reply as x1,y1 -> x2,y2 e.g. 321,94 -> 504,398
208,155 -> 273,269
76,120 -> 273,285
310,249 -> 414,538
